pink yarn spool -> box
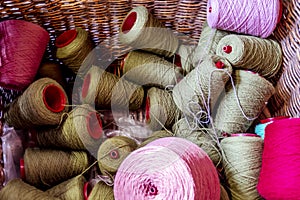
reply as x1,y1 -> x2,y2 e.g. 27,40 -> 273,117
206,0 -> 282,38
114,137 -> 220,200
257,118 -> 300,199
0,20 -> 50,90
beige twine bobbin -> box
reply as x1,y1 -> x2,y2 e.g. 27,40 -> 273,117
119,6 -> 179,58
4,78 -> 68,129
97,136 -> 138,175
82,65 -> 144,110
139,130 -> 174,148
88,181 -> 114,200
146,87 -> 180,131
214,70 -> 275,134
121,50 -> 183,88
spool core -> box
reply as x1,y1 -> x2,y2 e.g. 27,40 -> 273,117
86,112 -> 103,139
20,158 -> 25,180
260,116 -> 289,124
83,182 -> 92,200
55,30 -> 77,48
215,61 -> 224,69
42,84 -> 66,113
82,73 -> 91,99
223,45 -> 232,54
122,12 -> 137,33
145,96 -> 150,122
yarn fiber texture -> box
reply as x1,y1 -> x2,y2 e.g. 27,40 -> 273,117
82,65 -> 144,110
121,50 -> 183,88
4,78 -> 68,129
214,70 -> 275,134
114,137 -> 220,200
216,34 -> 283,79
120,6 -> 179,58
139,130 -> 173,148
88,181 -> 114,200
0,19 -> 50,90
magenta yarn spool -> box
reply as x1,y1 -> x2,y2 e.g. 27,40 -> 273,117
0,20 -> 50,90
114,137 -> 220,200
206,0 -> 282,38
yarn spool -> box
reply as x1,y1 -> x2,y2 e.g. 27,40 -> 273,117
254,116 -> 289,139
172,55 -> 232,120
82,65 -> 144,110
206,0 -> 282,38
145,87 -> 180,131
0,20 -> 50,90
0,179 -> 60,200
172,118 -> 221,166
120,50 -> 183,88
4,78 -> 68,129
85,181 -> 114,200
97,136 -> 137,175
216,35 -> 283,79
35,104 -> 103,157
257,118 -> 300,200
21,148 -> 89,189
114,137 -> 220,200
139,130 -> 173,148
37,61 -> 66,89
214,70 -> 275,134
56,28 -> 94,76
221,135 -> 263,200
46,175 -> 86,200
120,6 -> 179,58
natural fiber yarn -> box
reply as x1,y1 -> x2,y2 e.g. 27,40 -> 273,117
206,0 -> 282,38
0,179 -> 60,200
214,70 -> 275,134
97,136 -> 137,175
216,34 -> 283,78
221,135 -> 263,200
121,50 -> 183,88
172,118 -> 221,166
37,61 -> 66,89
87,181 -> 114,200
56,28 -> 94,76
114,137 -> 220,200
139,130 -> 173,148
177,44 -> 195,74
35,104 -> 103,157
22,148 -> 89,189
172,55 -> 232,119
82,65 -> 144,110
257,118 -> 300,200
46,175 -> 86,200
0,20 -> 50,90
120,6 -> 179,58
145,87 -> 180,131
4,78 -> 68,129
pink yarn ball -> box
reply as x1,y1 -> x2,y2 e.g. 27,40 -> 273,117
114,137 -> 220,200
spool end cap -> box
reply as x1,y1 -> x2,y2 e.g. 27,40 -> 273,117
55,29 -> 77,48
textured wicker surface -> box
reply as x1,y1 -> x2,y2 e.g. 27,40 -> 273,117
0,0 -> 299,187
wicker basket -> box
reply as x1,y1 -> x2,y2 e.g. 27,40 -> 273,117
0,0 -> 299,189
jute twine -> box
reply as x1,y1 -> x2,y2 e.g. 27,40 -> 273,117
214,70 -> 275,134
146,87 -> 180,131
221,136 -> 263,200
82,65 -> 144,110
177,44 -> 195,74
56,28 -> 94,76
46,175 -> 86,200
97,136 -> 137,175
121,50 -> 183,88
4,78 -> 68,129
37,61 -> 66,89
23,148 -> 89,189
216,34 -> 283,79
172,55 -> 232,120
119,6 -> 179,58
88,181 -> 114,200
172,118 -> 221,166
139,130 -> 174,148
36,104 -> 103,156
0,179 -> 60,200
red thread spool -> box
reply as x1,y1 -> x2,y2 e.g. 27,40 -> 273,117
42,84 -> 67,113
55,29 -> 77,48
83,182 -> 92,200
122,12 -> 137,33
86,112 -> 103,140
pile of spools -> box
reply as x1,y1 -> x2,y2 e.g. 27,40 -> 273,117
0,0 -> 300,199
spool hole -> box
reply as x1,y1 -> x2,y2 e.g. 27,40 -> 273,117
223,45 -> 232,54
209,7 -> 212,13
43,84 -> 66,113
215,61 -> 224,69
109,150 -> 119,159
83,182 -> 92,200
149,185 -> 158,195
82,74 -> 91,99
55,29 -> 77,48
87,112 -> 103,139
145,96 -> 150,121
122,11 -> 137,33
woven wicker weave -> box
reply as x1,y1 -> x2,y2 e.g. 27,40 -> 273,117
0,0 -> 299,186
